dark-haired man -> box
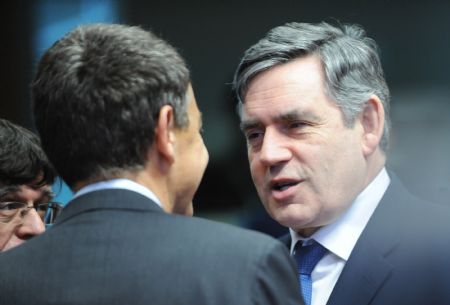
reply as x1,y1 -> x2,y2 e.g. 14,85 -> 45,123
0,24 -> 303,305
0,118 -> 60,251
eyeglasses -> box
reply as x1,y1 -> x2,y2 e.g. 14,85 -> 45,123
0,201 -> 63,225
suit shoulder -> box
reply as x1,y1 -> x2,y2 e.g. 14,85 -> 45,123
170,213 -> 287,253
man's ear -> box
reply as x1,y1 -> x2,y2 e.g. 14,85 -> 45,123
360,95 -> 385,156
154,105 -> 176,164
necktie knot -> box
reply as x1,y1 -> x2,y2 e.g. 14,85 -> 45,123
294,240 -> 327,275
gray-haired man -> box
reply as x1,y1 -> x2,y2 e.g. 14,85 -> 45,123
233,21 -> 450,305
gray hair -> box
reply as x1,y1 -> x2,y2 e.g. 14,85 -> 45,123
233,22 -> 390,150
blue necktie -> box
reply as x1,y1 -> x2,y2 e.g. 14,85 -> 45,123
293,240 -> 327,305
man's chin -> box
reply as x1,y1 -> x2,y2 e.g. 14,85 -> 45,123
271,209 -> 315,233
271,213 -> 301,230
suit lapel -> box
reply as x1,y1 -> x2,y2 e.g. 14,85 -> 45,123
326,240 -> 393,305
327,175 -> 409,305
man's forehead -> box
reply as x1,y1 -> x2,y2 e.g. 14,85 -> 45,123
240,107 -> 320,125
0,186 -> 20,199
0,184 -> 52,200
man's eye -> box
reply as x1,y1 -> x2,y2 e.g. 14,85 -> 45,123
0,202 -> 25,210
245,130 -> 263,141
0,202 -> 24,222
288,121 -> 307,129
285,121 -> 314,133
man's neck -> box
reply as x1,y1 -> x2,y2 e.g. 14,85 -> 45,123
363,148 -> 386,189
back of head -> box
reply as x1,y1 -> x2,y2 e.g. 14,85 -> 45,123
32,24 -> 190,188
233,21 -> 391,150
0,118 -> 55,188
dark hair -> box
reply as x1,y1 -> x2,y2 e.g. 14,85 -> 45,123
0,118 -> 56,188
233,22 -> 390,150
32,24 -> 191,188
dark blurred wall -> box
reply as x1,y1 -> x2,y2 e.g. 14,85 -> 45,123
2,0 -> 449,235
121,0 -> 450,228
1,0 -> 33,127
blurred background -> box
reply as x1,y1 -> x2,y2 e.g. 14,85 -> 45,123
1,0 -> 449,237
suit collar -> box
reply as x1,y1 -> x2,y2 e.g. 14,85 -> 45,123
73,178 -> 163,208
55,189 -> 164,225
326,173 -> 411,305
279,233 -> 291,249
289,168 -> 390,260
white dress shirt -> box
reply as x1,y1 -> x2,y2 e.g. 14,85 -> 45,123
290,168 -> 390,305
73,178 -> 163,208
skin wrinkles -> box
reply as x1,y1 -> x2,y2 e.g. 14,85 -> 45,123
1,187 -> 53,203
242,55 -> 368,237
240,109 -> 324,135
0,184 -> 51,251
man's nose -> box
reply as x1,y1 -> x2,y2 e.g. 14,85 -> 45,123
16,209 -> 45,240
259,129 -> 292,166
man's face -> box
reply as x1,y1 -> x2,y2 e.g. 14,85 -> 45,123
241,55 -> 368,236
171,85 -> 209,216
0,184 -> 50,251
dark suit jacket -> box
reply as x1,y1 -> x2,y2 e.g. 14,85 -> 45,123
282,174 -> 450,305
0,189 -> 303,305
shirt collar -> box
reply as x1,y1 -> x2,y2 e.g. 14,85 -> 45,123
290,167 -> 390,260
73,178 -> 163,208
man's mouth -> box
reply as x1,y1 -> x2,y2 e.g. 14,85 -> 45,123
271,180 -> 300,191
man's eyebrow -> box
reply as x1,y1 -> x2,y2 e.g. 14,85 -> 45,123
240,119 -> 260,132
240,109 -> 320,131
0,186 -> 20,200
276,109 -> 320,122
